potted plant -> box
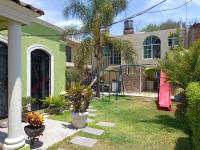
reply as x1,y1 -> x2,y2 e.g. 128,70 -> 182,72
66,83 -> 93,129
24,112 -> 45,144
22,97 -> 36,122
42,96 -> 67,114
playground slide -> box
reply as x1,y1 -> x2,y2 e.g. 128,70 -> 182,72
158,71 -> 172,111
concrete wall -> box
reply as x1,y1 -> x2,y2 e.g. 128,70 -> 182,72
118,29 -> 177,65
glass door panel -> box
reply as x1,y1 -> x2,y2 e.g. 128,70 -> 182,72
0,42 -> 8,118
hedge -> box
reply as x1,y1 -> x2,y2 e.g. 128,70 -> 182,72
186,82 -> 200,150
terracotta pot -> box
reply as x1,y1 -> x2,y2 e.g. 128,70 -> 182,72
71,112 -> 88,129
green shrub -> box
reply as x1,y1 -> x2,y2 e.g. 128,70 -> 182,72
160,40 -> 200,95
186,82 -> 200,150
66,83 -> 93,113
42,96 -> 67,114
22,97 -> 36,112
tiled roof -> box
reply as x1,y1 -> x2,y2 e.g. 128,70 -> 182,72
11,0 -> 44,15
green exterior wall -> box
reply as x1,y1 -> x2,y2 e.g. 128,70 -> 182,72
21,22 -> 66,96
0,23 -> 66,96
0,22 -> 66,97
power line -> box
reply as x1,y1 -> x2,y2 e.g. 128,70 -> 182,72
0,0 -> 167,37
147,0 -> 192,13
110,0 -> 167,26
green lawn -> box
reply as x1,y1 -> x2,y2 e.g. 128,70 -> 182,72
48,96 -> 192,150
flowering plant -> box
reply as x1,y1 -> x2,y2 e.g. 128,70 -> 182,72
26,112 -> 44,127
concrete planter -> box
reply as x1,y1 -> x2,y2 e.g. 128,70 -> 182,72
71,112 -> 88,129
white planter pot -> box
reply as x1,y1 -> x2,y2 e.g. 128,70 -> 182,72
71,112 -> 88,129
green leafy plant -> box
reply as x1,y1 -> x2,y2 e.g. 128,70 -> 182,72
66,68 -> 81,89
159,40 -> 200,96
143,67 -> 160,81
22,97 -> 36,112
186,82 -> 200,150
66,83 -> 93,113
42,96 -> 67,113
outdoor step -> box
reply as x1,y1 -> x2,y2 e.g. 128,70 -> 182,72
0,119 -> 8,128
88,113 -> 97,117
82,127 -> 104,136
70,136 -> 98,148
96,122 -> 115,127
87,118 -> 94,123
88,106 -> 94,109
87,109 -> 96,112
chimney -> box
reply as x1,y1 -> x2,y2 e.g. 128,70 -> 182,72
124,19 -> 134,35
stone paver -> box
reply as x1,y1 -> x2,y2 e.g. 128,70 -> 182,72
0,119 -> 8,128
88,106 -> 94,109
0,119 -> 79,150
97,122 -> 115,127
87,109 -> 96,112
71,136 -> 98,148
82,127 -> 104,136
88,113 -> 97,117
87,118 -> 94,123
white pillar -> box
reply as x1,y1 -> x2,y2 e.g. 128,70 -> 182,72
4,21 -> 25,149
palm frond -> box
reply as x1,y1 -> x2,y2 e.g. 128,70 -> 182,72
74,37 -> 93,69
111,0 -> 128,15
64,0 -> 90,22
109,37 -> 135,64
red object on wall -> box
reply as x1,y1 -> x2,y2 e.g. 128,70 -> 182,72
158,71 -> 172,111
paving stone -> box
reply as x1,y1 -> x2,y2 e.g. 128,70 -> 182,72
87,118 -> 94,123
88,113 -> 97,117
97,122 -> 115,127
0,119 -> 8,128
87,109 -> 96,112
82,127 -> 104,135
57,148 -> 65,150
88,106 -> 94,109
70,136 -> 98,148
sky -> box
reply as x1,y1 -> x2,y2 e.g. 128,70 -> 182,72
21,0 -> 200,36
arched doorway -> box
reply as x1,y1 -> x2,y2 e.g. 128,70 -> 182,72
31,49 -> 51,109
0,42 -> 8,118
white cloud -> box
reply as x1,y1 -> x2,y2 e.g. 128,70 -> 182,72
55,20 -> 83,28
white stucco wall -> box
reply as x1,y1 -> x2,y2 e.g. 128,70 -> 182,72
118,29 -> 177,65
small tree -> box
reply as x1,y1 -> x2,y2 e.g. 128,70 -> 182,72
159,40 -> 200,95
141,19 -> 185,32
64,0 -> 135,97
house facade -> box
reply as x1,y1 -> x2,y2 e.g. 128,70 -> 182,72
99,23 -> 182,94
65,24 -> 182,94
0,19 -> 66,116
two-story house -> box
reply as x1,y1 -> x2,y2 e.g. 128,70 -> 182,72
100,20 -> 182,94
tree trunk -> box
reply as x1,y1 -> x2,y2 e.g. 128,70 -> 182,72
96,59 -> 101,98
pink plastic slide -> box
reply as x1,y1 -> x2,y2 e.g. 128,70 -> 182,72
158,71 -> 172,111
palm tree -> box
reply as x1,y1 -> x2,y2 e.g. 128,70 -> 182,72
64,0 -> 135,97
